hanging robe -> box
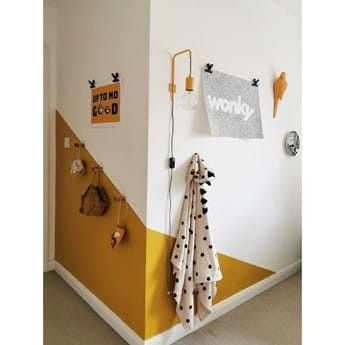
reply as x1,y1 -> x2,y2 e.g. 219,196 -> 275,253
171,153 -> 223,330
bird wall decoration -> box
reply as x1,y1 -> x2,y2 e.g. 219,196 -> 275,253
273,72 -> 288,118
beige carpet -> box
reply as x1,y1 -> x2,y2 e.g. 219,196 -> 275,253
44,271 -> 301,345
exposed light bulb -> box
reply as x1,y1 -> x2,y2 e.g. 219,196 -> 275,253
181,91 -> 197,111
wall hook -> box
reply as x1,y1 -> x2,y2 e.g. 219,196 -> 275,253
252,78 -> 260,87
88,79 -> 96,88
111,73 -> 120,82
114,194 -> 126,202
73,142 -> 85,148
92,165 -> 103,172
204,63 -> 214,73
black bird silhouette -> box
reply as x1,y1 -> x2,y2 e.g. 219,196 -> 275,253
205,63 -> 214,73
252,78 -> 259,87
88,79 -> 96,88
111,73 -> 120,82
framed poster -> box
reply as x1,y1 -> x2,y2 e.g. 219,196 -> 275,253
202,70 -> 263,139
91,82 -> 120,126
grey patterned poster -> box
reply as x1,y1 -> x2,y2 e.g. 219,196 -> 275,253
202,70 -> 263,139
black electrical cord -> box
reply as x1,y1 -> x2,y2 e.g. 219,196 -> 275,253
167,53 -> 192,294
168,98 -> 175,238
167,97 -> 175,294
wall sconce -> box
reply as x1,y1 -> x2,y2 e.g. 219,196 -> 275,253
167,49 -> 197,280
169,49 -> 197,111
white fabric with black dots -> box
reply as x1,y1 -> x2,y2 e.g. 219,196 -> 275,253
171,153 -> 223,330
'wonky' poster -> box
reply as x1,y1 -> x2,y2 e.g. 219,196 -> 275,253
202,70 -> 263,139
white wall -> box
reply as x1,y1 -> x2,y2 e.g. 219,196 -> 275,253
147,0 -> 301,272
271,0 -> 301,19
56,0 -> 151,223
54,0 -> 301,272
44,1 -> 57,269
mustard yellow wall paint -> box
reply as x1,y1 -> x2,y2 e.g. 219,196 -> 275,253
145,229 -> 180,339
55,112 -> 147,338
56,111 -> 274,341
144,228 -> 274,339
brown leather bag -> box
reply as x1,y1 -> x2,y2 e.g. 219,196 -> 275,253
79,170 -> 109,216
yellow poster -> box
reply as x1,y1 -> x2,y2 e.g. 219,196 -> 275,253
91,82 -> 120,124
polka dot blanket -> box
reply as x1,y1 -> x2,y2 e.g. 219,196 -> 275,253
171,153 -> 223,330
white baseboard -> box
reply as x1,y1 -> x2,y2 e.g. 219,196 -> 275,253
54,261 -> 145,345
44,259 -> 55,272
52,260 -> 301,345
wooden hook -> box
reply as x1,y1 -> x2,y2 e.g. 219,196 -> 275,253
72,142 -> 85,148
92,165 -> 103,172
114,191 -> 126,202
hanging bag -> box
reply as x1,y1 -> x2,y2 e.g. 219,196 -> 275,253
70,142 -> 86,176
79,168 -> 109,216
110,194 -> 128,248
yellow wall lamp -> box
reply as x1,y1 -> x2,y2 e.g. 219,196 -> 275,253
168,49 -> 197,111
167,49 -> 198,257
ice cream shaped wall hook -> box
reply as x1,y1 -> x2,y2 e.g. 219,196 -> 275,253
273,72 -> 288,118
